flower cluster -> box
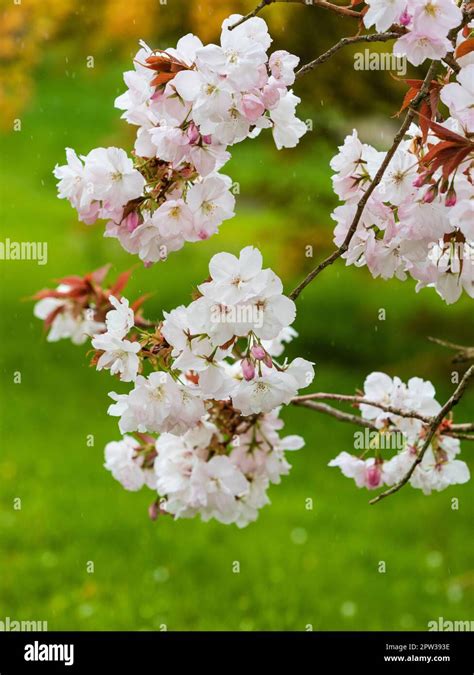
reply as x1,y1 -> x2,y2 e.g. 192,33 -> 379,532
105,247 -> 314,425
54,15 -> 306,264
330,58 -> 474,303
364,0 -> 464,66
105,407 -> 304,527
329,372 -> 470,494
102,247 -> 314,526
34,247 -> 314,526
32,265 -> 148,345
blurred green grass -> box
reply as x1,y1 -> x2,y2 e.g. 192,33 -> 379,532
0,56 -> 473,631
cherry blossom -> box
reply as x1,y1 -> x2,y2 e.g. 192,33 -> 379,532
54,14 -> 305,263
104,436 -> 156,492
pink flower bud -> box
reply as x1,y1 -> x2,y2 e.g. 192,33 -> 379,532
241,94 -> 265,123
201,134 -> 212,145
366,464 -> 382,488
124,211 -> 139,233
445,189 -> 457,207
422,185 -> 437,204
262,83 -> 281,110
187,122 -> 200,145
399,7 -> 412,26
241,358 -> 255,381
148,501 -> 159,521
412,171 -> 430,188
251,345 -> 266,360
256,64 -> 269,89
263,353 -> 273,368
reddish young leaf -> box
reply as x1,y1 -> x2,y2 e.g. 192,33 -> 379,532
455,37 -> 474,59
109,268 -> 135,296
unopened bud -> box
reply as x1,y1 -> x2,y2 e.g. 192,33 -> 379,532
445,188 -> 457,207
124,211 -> 139,233
422,185 -> 438,204
241,358 -> 255,381
399,7 -> 412,26
251,345 -> 266,360
367,465 -> 382,488
412,171 -> 431,188
148,501 -> 159,521
187,122 -> 200,145
263,353 -> 273,368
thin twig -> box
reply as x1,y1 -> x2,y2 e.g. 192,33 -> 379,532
228,0 -> 361,30
293,392 -> 433,423
293,399 -> 378,428
369,366 -> 474,504
296,32 -> 400,78
428,337 -> 474,363
289,60 -> 439,300
228,0 -> 273,29
450,422 -> 474,432
293,396 -> 474,439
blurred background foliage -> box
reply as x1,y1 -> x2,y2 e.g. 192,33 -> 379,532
1,0 -> 413,128
0,0 -> 472,631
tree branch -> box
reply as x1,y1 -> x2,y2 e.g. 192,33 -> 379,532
293,399 -> 379,428
369,366 -> 474,504
296,32 -> 400,78
292,392 -> 474,440
228,0 -> 361,30
289,59 -> 439,300
228,0 -> 274,29
428,337 -> 474,363
294,392 -> 433,423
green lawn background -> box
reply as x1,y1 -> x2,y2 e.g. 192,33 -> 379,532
0,55 -> 472,630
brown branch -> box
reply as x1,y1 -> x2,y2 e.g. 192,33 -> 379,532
293,392 -> 433,423
369,366 -> 474,504
228,0 -> 361,30
293,399 -> 379,429
450,422 -> 474,432
228,0 -> 273,28
428,337 -> 474,363
289,59 -> 439,300
301,0 -> 361,19
296,32 -> 400,78
442,53 -> 461,74
293,394 -> 474,440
